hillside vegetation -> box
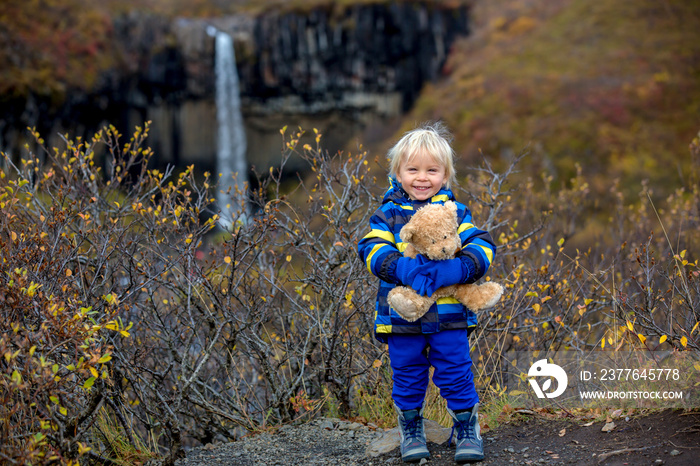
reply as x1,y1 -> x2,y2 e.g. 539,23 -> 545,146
410,0 -> 700,200
0,0 -> 116,98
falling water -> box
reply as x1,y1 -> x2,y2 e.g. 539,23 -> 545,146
208,26 -> 248,228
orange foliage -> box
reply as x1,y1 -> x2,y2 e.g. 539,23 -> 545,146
412,0 -> 700,202
0,0 -> 114,98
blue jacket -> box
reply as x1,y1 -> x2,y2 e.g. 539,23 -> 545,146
357,179 -> 496,342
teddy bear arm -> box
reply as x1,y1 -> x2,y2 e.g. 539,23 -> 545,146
452,282 -> 504,311
428,285 -> 456,300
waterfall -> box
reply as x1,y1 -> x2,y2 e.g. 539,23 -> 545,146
208,26 -> 248,228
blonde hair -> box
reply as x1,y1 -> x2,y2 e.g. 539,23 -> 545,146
388,121 -> 457,189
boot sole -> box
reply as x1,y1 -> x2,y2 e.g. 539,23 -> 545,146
455,452 -> 485,463
402,448 -> 430,462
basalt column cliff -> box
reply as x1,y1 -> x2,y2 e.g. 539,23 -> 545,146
1,2 -> 469,175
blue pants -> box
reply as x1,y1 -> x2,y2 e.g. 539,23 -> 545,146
388,329 -> 479,412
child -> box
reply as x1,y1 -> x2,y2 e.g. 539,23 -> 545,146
357,122 -> 496,463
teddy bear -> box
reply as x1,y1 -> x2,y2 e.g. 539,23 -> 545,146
387,201 -> 504,322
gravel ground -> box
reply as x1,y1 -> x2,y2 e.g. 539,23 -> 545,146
174,410 -> 700,466
174,418 -> 380,466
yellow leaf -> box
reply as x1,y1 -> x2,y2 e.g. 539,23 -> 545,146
525,291 -> 538,297
681,336 -> 688,347
224,256 -> 231,264
372,359 -> 382,368
637,334 -> 646,344
66,269 -> 72,277
626,320 -> 634,332
659,335 -> 668,344
692,322 -> 699,334
98,354 -> 112,364
532,303 -> 540,313
601,338 -> 606,349
11,231 -> 17,241
83,377 -> 96,389
286,255 -> 292,262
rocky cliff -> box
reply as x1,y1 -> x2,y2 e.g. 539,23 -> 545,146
1,2 -> 469,175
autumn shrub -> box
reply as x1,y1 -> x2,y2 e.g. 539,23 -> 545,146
1,124 -> 384,465
458,146 -> 700,400
0,126 -> 163,465
2,122 -> 698,465
0,124 -> 223,464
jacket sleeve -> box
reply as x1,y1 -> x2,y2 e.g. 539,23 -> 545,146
357,207 -> 402,284
455,204 -> 496,283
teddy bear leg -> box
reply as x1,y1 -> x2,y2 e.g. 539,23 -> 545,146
480,282 -> 504,309
387,287 -> 433,322
455,282 -> 504,311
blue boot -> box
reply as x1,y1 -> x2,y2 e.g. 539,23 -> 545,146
448,404 -> 484,463
396,405 -> 430,462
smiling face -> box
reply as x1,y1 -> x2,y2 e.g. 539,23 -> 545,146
396,150 -> 447,201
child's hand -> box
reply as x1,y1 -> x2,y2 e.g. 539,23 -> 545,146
394,255 -> 432,288
419,258 -> 473,296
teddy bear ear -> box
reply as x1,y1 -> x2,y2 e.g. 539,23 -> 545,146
399,223 -> 414,243
445,201 -> 458,218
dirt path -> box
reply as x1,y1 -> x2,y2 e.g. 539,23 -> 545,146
421,409 -> 700,465
175,409 -> 700,466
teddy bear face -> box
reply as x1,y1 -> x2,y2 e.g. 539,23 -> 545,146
411,225 -> 461,260
399,201 -> 462,261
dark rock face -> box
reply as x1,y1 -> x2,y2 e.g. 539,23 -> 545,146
1,2 -> 469,174
242,3 -> 469,112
